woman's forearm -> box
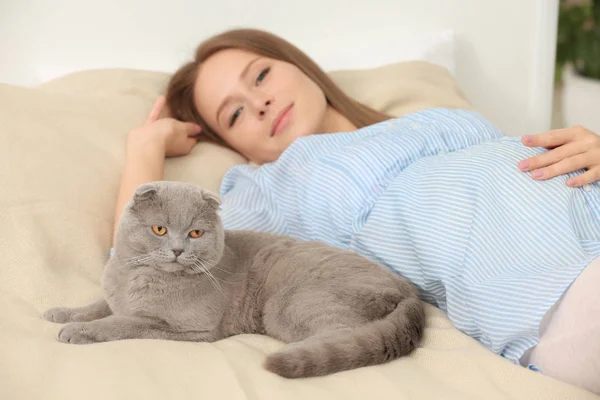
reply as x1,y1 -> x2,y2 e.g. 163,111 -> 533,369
111,94 -> 201,247
112,139 -> 165,244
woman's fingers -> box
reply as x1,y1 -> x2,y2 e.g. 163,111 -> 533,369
567,167 -> 600,187
521,128 -> 573,149
145,96 -> 167,125
527,152 -> 591,181
518,140 -> 586,172
182,121 -> 202,136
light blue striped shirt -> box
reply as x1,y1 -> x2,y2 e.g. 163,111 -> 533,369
219,108 -> 600,366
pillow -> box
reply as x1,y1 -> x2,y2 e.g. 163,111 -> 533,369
328,61 -> 471,116
38,60 -> 471,117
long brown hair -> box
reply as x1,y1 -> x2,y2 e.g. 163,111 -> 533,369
165,28 -> 391,147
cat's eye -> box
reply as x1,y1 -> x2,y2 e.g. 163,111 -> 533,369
152,226 -> 167,236
189,229 -> 204,239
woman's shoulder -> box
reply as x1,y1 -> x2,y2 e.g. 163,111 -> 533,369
310,107 -> 497,139
218,162 -> 260,196
393,107 -> 504,134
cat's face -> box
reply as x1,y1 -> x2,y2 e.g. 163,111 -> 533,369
115,181 -> 225,274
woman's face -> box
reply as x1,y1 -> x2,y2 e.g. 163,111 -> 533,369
193,48 -> 330,164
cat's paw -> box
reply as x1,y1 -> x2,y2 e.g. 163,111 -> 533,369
43,307 -> 75,324
57,323 -> 100,344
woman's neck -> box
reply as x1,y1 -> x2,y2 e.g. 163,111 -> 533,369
320,106 -> 357,134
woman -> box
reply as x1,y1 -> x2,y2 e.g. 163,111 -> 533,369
114,28 -> 600,393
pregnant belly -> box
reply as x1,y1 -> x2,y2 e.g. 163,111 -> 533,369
350,137 -> 600,303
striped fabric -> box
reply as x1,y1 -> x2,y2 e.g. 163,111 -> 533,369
219,108 -> 600,366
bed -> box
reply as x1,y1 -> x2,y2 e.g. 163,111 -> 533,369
2,0 -> 598,399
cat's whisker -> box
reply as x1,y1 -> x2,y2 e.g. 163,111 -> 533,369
202,267 -> 243,284
199,259 -> 231,272
117,253 -> 151,262
198,260 -> 241,290
116,255 -> 152,268
115,258 -> 149,269
190,264 -> 205,276
193,259 -> 225,297
203,263 -> 237,275
198,263 -> 224,293
112,254 -> 142,263
200,269 -> 226,297
191,258 -> 217,283
196,260 -> 244,283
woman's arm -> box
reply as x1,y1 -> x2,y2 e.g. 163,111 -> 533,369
112,136 -> 165,242
112,96 -> 202,245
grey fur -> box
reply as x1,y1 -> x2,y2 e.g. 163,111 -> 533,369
43,181 -> 425,378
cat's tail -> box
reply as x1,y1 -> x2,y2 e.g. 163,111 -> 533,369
263,293 -> 426,378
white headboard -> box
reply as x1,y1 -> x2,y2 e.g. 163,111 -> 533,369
0,0 -> 558,136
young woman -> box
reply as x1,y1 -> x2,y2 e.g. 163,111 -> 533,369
113,28 -> 600,394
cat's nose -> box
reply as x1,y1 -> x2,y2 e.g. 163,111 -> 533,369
172,249 -> 184,258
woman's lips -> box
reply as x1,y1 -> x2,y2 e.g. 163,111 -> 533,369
271,104 -> 294,137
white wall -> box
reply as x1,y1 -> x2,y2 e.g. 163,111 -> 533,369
1,1 -> 38,86
0,0 -> 558,137
0,0 -> 456,85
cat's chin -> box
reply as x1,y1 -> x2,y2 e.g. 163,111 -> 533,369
154,262 -> 203,275
155,263 -> 187,273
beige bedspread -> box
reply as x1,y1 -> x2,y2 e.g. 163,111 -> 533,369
0,63 -> 596,399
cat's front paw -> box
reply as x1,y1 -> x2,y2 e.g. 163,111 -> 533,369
58,323 -> 101,344
43,307 -> 75,324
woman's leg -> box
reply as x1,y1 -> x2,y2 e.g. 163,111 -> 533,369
520,256 -> 600,395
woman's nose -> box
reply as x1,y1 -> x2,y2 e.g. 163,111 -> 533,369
258,100 -> 272,118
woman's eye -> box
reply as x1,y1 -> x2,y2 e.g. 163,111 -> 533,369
229,107 -> 242,127
256,67 -> 270,85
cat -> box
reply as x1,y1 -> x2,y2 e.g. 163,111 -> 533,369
43,181 -> 425,378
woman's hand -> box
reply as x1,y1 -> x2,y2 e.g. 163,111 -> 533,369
128,96 -> 202,157
518,125 -> 600,187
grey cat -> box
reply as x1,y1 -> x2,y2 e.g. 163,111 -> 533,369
43,181 -> 425,378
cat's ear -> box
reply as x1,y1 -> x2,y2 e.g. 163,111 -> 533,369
133,183 -> 158,205
202,191 -> 221,211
